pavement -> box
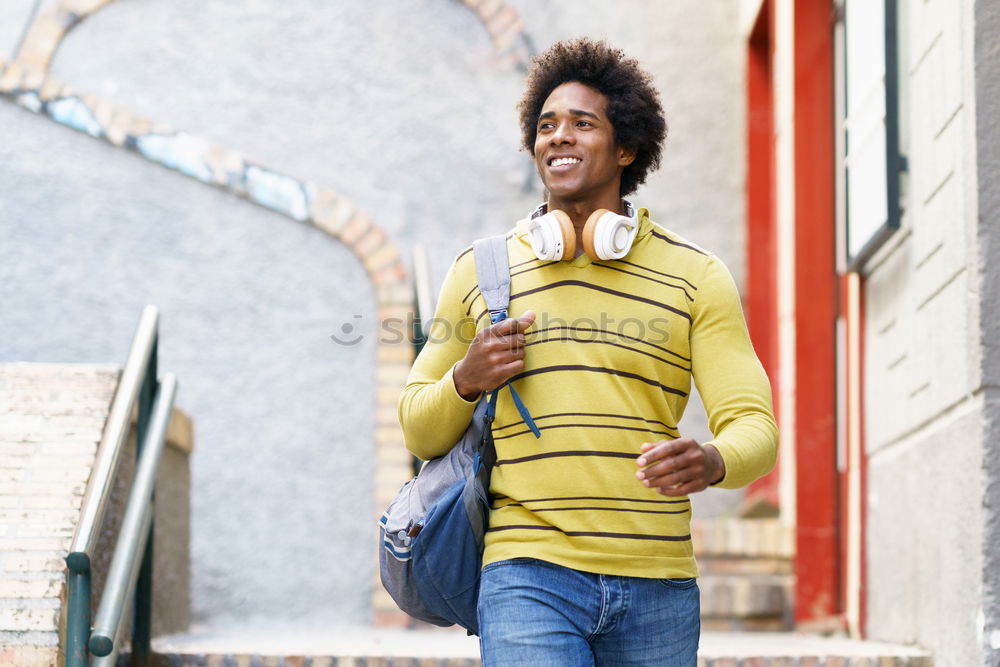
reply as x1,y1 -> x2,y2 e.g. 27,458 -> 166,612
152,626 -> 931,660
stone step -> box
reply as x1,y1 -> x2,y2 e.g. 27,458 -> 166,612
692,518 -> 795,631
149,628 -> 932,666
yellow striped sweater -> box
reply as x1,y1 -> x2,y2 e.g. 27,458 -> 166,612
398,209 -> 778,578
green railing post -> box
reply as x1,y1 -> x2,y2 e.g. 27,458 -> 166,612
132,337 -> 157,667
65,569 -> 91,667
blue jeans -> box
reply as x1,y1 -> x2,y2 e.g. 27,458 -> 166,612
478,558 -> 700,666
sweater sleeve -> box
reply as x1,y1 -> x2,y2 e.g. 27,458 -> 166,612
397,255 -> 482,461
689,254 -> 778,489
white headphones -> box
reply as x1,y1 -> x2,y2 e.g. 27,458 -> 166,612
527,201 -> 639,261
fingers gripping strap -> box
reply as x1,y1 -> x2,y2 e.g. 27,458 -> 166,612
472,236 -> 511,317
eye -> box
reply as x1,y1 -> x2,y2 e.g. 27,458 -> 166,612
538,121 -> 554,130
576,120 -> 592,128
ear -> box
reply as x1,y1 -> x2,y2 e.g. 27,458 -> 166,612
617,146 -> 637,167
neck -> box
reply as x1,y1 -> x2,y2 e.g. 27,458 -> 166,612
547,196 -> 625,232
545,195 -> 627,259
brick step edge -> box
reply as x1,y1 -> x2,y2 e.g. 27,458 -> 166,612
145,654 -> 931,667
700,576 -> 791,617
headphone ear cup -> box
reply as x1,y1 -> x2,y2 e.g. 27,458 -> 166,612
529,209 -> 576,260
551,210 -> 576,260
581,209 -> 610,261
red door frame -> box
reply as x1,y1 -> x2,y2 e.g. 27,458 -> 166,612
745,0 -> 780,513
745,0 -> 842,625
792,0 -> 840,625
841,272 -> 869,635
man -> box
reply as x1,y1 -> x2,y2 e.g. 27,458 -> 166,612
398,38 -> 777,666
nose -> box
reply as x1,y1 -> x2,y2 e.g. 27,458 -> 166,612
550,120 -> 574,145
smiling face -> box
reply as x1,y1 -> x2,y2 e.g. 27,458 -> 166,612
533,81 -> 635,211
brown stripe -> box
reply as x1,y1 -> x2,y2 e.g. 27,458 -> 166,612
526,326 -> 692,362
590,263 -> 695,301
492,422 -> 677,442
616,259 -> 699,290
492,411 -> 678,433
508,364 -> 688,397
462,285 -> 481,307
487,524 -> 693,542
508,495 -> 690,505
495,450 -> 636,466
506,281 -> 692,322
510,258 -> 559,275
493,503 -> 691,516
649,229 -> 708,255
525,336 -> 691,372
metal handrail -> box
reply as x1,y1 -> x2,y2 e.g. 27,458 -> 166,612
89,374 -> 177,659
68,306 -> 158,571
64,305 -> 178,667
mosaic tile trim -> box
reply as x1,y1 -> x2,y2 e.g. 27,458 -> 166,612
0,58 -> 409,292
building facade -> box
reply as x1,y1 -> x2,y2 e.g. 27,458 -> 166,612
740,0 -> 1000,663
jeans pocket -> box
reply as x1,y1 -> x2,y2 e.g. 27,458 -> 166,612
657,577 -> 698,590
482,557 -> 538,573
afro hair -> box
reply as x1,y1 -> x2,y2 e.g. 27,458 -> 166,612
518,38 -> 667,197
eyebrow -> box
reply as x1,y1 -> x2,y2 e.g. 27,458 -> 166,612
538,109 -> 600,121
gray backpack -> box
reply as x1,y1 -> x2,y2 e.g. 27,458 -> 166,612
378,235 -> 540,634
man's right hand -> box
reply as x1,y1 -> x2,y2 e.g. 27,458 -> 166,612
453,310 -> 536,401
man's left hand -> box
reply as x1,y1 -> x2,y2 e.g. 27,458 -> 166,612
635,438 -> 726,496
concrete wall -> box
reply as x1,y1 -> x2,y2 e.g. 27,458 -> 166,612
973,0 -> 1000,662
863,0 -> 989,662
1,0 -> 747,628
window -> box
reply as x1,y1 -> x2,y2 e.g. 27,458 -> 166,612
836,0 -> 907,272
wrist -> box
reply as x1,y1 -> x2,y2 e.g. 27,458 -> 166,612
452,363 -> 480,402
704,444 -> 726,485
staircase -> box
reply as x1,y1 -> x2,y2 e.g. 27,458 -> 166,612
693,517 -> 794,632
0,363 -> 931,666
146,518 -> 928,666
0,362 -> 192,666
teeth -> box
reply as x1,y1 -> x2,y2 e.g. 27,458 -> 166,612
551,157 -> 581,167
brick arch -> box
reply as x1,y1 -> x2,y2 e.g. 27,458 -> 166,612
458,0 -> 534,70
12,0 -> 117,72
18,0 -> 535,74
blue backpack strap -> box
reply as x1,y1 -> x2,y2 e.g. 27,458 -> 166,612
507,384 -> 540,438
472,236 -> 541,439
